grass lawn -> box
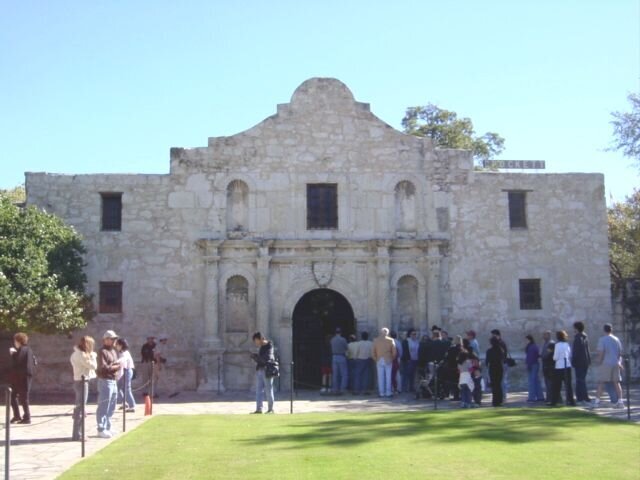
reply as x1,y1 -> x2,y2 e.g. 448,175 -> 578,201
60,409 -> 639,480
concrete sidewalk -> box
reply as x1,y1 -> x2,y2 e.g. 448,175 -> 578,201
1,387 -> 638,480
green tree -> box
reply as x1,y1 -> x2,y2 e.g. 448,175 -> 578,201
0,195 -> 91,334
609,189 -> 640,283
610,93 -> 640,167
0,185 -> 26,204
401,104 -> 505,163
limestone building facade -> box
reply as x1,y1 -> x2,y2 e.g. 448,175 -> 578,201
25,78 -> 611,392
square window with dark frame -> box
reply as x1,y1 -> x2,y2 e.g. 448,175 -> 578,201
508,191 -> 527,229
99,282 -> 123,314
307,184 -> 338,230
101,193 -> 122,231
519,278 -> 541,310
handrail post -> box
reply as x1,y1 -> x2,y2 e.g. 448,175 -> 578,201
217,356 -> 221,395
122,370 -> 127,433
81,376 -> 86,458
624,354 -> 631,421
150,361 -> 155,415
433,363 -> 438,411
290,361 -> 294,414
5,386 -> 11,480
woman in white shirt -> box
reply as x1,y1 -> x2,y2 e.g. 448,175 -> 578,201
70,336 -> 97,441
549,330 -> 576,406
115,338 -> 136,413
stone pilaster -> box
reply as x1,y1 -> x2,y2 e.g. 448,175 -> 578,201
202,240 -> 222,346
197,239 -> 225,393
426,245 -> 442,329
256,244 -> 271,336
376,241 -> 391,330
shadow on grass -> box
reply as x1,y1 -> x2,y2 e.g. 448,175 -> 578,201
240,408 -> 633,449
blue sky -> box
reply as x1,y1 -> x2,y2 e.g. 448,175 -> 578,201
1,1 -> 638,202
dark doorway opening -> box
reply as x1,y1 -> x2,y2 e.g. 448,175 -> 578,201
292,289 -> 355,389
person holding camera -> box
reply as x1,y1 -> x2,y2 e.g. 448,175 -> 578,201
250,331 -> 276,414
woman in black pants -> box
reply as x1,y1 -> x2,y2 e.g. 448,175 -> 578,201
549,330 -> 575,406
486,337 -> 505,406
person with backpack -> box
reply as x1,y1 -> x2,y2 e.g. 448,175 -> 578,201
250,331 -> 276,414
8,332 -> 35,424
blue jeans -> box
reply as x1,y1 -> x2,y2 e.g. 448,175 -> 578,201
348,359 -> 356,390
605,382 -> 619,403
527,363 -> 545,401
460,384 -> 472,406
255,369 -> 274,412
406,360 -> 418,392
117,368 -> 136,409
353,359 -> 370,393
376,359 -> 393,396
96,378 -> 117,433
332,355 -> 348,392
573,366 -> 590,402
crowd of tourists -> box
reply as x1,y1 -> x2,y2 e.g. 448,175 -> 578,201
5,329 -> 170,441
4,320 -> 626,433
311,321 -> 626,410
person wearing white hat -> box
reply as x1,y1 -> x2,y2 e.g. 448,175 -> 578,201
96,330 -> 121,438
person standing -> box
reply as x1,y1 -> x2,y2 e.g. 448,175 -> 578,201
486,337 -> 505,407
116,338 -> 136,413
549,330 -> 575,406
540,330 -> 556,403
96,330 -> 121,438
444,336 -> 462,400
353,331 -> 373,395
8,332 -> 35,424
250,332 -> 275,414
591,323 -> 624,409
525,334 -> 545,402
319,334 -> 332,393
390,331 -> 402,394
70,336 -> 97,441
466,330 -> 480,357
330,328 -> 349,395
346,334 -> 359,393
571,321 -> 591,406
402,329 -> 420,393
490,329 -> 509,401
372,327 -> 397,398
140,335 -> 156,398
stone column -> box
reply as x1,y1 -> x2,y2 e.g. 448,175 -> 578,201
256,245 -> 271,336
198,239 -> 225,393
426,245 -> 442,329
203,242 -> 222,346
376,242 -> 391,331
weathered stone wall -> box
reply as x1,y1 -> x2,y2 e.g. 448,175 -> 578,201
22,78 -> 611,393
447,172 -> 611,351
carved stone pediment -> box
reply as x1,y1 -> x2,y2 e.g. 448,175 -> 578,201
312,261 -> 334,287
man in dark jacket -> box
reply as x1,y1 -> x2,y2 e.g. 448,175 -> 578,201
9,332 -> 34,424
572,321 -> 591,405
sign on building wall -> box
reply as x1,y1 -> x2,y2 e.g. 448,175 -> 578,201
483,160 -> 546,170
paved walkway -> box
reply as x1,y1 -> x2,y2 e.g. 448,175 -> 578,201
1,387 -> 638,480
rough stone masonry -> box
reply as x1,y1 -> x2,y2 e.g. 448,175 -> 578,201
24,78 -> 611,393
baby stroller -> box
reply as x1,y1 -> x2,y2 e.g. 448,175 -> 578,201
416,362 -> 446,400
